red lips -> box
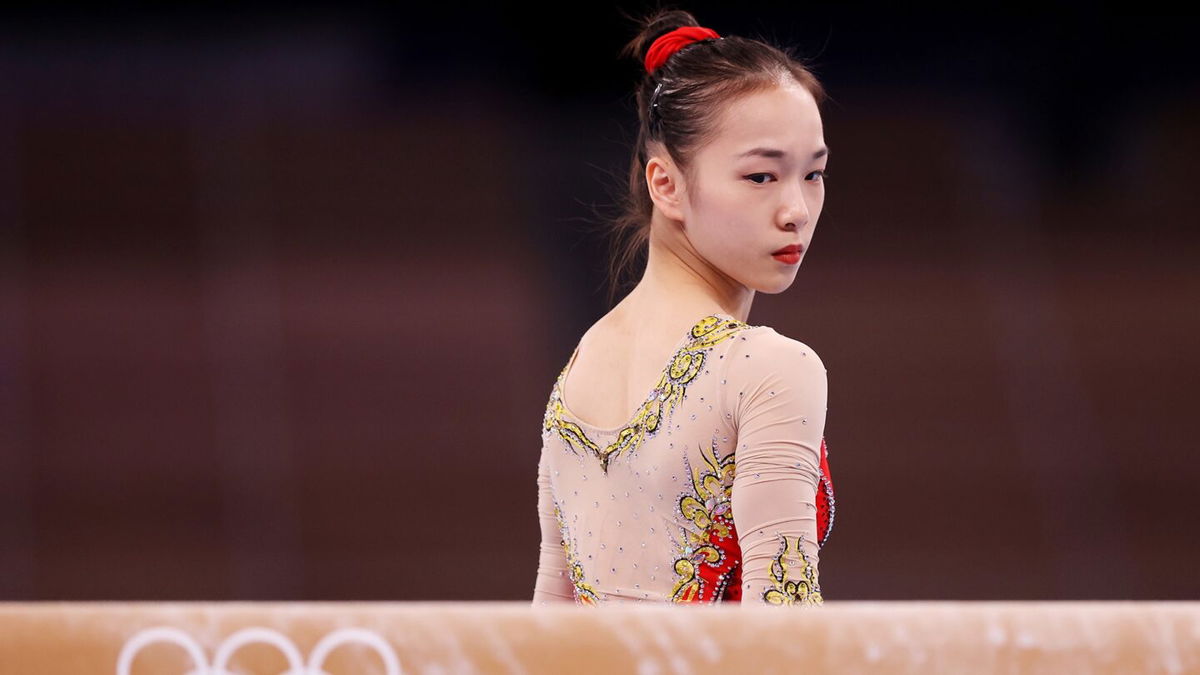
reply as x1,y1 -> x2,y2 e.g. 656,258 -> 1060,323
772,243 -> 804,255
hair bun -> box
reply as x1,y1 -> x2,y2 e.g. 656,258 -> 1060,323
643,26 -> 722,74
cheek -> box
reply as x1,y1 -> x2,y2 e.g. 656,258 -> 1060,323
686,188 -> 764,259
692,216 -> 758,262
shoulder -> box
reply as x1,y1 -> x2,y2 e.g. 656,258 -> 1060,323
720,324 -> 827,419
728,324 -> 826,373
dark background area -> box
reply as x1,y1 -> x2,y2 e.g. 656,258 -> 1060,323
0,5 -> 1197,600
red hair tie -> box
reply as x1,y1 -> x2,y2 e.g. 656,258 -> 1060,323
643,26 -> 722,74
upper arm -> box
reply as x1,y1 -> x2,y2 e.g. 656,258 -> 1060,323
723,329 -> 827,606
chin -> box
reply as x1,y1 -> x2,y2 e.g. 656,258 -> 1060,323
752,279 -> 796,295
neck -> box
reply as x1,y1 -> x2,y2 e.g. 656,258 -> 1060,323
615,219 -> 754,325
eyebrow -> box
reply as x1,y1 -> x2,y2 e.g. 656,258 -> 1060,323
737,146 -> 829,160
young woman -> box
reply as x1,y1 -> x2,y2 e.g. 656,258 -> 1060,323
533,8 -> 836,606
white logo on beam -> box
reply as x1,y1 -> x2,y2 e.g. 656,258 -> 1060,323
116,626 -> 403,675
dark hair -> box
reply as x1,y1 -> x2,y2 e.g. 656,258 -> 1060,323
600,6 -> 828,308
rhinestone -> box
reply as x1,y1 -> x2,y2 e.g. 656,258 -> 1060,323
601,543 -> 606,549
801,417 -> 808,425
593,501 -> 599,508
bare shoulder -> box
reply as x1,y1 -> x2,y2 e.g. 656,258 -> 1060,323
580,309 -> 637,352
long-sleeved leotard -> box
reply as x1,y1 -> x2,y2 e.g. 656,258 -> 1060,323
533,312 -> 835,605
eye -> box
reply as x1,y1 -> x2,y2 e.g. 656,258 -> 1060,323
745,171 -> 830,185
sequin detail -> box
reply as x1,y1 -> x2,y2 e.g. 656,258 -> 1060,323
817,436 -> 836,547
669,441 -> 742,603
762,532 -> 823,606
553,500 -> 599,605
544,315 -> 748,475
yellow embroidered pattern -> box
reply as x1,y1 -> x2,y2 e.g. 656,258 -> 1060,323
553,501 -> 599,605
669,440 -> 739,602
544,314 -> 748,474
763,533 -> 823,605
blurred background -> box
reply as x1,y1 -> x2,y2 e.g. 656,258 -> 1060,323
0,5 -> 1197,601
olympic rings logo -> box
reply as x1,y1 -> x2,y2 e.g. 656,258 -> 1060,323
116,626 -> 403,675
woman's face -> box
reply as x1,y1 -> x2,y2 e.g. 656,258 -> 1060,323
667,80 -> 828,294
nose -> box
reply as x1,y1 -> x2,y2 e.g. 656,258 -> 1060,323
780,185 -> 810,231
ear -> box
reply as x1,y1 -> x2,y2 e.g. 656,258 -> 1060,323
645,153 -> 687,222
